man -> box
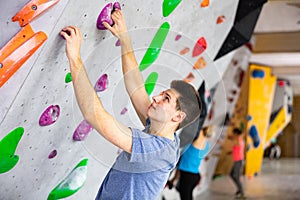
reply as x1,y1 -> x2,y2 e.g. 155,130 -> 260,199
228,128 -> 245,199
60,9 -> 201,200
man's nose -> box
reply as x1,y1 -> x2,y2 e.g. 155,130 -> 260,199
152,95 -> 162,103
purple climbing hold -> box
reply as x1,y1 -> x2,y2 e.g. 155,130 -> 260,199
97,3 -> 113,30
175,34 -> 182,41
96,2 -> 121,30
73,120 -> 93,141
115,39 -> 121,46
48,150 -> 57,159
120,107 -> 128,115
94,73 -> 108,92
39,105 -> 60,126
113,2 -> 121,10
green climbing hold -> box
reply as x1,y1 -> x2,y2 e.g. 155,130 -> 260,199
48,158 -> 88,200
145,72 -> 158,96
162,0 -> 182,17
139,22 -> 170,71
0,127 -> 24,174
65,72 -> 72,83
0,127 -> 24,155
0,155 -> 19,174
240,122 -> 244,131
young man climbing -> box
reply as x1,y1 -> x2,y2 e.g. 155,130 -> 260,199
60,9 -> 202,200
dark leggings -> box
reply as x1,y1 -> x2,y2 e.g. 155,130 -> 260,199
230,160 -> 244,195
176,170 -> 201,200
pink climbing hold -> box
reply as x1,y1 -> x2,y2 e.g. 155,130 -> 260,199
39,105 -> 60,126
205,90 -> 210,99
73,120 -> 93,141
96,2 -> 121,30
48,150 -> 57,159
192,37 -> 207,57
94,73 -> 108,92
120,107 -> 128,115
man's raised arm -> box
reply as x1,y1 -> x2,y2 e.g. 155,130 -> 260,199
60,26 -> 132,153
103,10 -> 150,126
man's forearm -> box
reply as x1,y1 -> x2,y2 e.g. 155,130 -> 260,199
68,57 -> 133,152
119,34 -> 147,103
69,57 -> 106,126
120,33 -> 138,73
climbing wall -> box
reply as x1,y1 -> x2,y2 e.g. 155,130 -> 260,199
245,64 -> 276,176
1,0 -> 239,199
202,45 -> 250,181
264,79 -> 293,148
212,48 -> 250,177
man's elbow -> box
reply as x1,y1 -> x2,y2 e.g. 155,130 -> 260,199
82,112 -> 97,127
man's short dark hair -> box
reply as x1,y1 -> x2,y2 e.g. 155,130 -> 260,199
233,128 -> 242,135
170,80 -> 202,129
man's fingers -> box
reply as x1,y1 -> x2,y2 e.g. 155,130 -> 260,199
111,10 -> 122,23
61,26 -> 83,40
102,21 -> 114,32
62,26 -> 77,36
60,31 -> 70,40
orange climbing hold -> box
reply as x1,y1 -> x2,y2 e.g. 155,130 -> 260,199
200,0 -> 209,8
193,57 -> 206,69
12,0 -> 60,27
183,72 -> 195,83
179,47 -> 190,55
0,24 -> 47,87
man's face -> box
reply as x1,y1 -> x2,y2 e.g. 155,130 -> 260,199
147,89 -> 180,123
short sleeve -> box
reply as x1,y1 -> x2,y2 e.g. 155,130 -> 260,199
198,141 -> 210,159
129,128 -> 178,172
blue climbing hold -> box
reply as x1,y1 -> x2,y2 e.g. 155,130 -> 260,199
252,69 -> 265,79
249,125 -> 260,148
247,115 -> 252,121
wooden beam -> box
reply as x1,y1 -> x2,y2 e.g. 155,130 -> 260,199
253,32 -> 300,53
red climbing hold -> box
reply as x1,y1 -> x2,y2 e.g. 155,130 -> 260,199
192,37 -> 207,57
216,15 -> 225,24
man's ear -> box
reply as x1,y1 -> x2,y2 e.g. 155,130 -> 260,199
172,111 -> 186,123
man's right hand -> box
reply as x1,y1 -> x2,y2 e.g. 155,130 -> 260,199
60,26 -> 82,63
103,10 -> 128,39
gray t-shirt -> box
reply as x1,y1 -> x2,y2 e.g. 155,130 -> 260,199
96,119 -> 180,200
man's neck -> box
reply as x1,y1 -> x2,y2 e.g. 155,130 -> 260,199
149,121 -> 176,141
